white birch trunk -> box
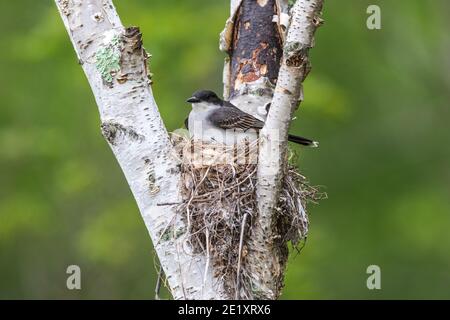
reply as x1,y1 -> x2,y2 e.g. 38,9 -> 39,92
251,0 -> 324,298
54,0 -> 226,300
257,0 -> 324,228
219,0 -> 324,299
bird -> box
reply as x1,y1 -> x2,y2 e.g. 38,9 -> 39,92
185,90 -> 319,147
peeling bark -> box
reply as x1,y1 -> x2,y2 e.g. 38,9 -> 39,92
221,0 -> 283,118
54,0 -> 227,300
228,0 -> 282,98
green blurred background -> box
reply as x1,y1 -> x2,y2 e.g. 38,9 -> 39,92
1,0 -> 449,299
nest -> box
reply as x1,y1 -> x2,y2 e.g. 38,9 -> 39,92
171,134 -> 324,299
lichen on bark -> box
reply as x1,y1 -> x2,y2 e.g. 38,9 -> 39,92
95,33 -> 122,84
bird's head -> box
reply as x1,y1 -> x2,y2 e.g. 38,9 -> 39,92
186,90 -> 223,107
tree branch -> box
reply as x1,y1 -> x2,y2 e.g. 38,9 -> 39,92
252,0 -> 324,299
54,0 -> 226,300
220,0 -> 324,299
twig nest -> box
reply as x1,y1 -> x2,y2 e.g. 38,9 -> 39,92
176,138 -> 259,169
170,134 -> 324,299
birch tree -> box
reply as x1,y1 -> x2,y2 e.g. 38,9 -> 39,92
54,0 -> 324,300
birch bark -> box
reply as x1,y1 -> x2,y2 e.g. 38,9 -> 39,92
54,0 -> 226,300
221,0 -> 324,299
252,0 -> 324,299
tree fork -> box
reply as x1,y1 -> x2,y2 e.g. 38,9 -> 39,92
55,0 -> 324,300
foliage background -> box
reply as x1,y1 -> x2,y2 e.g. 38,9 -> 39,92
1,0 -> 449,299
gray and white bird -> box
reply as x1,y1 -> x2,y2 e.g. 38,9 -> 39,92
185,90 -> 319,147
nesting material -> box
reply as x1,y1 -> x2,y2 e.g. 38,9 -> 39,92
171,134 -> 323,298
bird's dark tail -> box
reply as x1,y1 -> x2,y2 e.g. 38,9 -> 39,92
288,134 -> 319,147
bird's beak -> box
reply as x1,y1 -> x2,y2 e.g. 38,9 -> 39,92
186,97 -> 200,103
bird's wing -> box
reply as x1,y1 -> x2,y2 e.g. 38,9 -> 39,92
208,102 -> 264,131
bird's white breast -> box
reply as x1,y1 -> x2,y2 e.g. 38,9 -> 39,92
188,104 -> 258,145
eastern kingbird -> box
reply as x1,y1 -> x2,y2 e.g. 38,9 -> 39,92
185,90 -> 319,147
